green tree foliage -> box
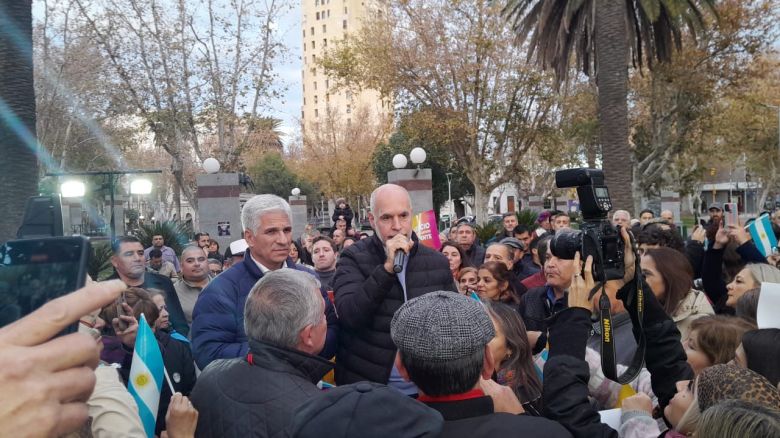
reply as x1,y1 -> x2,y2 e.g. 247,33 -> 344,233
135,221 -> 193,255
247,151 -> 319,202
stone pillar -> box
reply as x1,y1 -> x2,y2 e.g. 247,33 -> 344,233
104,195 -> 127,237
661,191 -> 681,225
527,196 -> 544,211
387,168 -> 433,215
289,196 -> 308,240
196,173 -> 242,251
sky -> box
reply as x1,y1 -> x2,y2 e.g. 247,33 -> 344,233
268,1 -> 303,145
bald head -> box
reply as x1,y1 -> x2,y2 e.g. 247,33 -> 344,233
660,210 -> 674,223
369,184 -> 413,243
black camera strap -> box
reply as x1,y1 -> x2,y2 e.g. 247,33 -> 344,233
598,255 -> 646,384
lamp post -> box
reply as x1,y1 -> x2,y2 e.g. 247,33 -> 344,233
446,172 -> 453,228
48,169 -> 162,240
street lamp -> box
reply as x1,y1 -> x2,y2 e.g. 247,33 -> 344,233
392,154 -> 408,169
445,172 -> 453,228
203,158 -> 221,174
130,179 -> 153,195
410,147 -> 427,165
60,180 -> 86,198
49,169 -> 162,240
291,187 -> 301,197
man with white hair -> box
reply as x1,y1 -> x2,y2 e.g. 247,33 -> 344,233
191,269 -> 333,436
332,184 -> 456,390
191,194 -> 338,369
612,210 -> 631,229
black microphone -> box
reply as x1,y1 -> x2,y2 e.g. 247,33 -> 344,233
393,250 -> 406,273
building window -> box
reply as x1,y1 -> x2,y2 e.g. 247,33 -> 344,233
312,40 -> 315,49
323,38 -> 327,47
326,93 -> 330,102
314,95 -> 318,104
303,29 -> 306,37
315,108 -> 319,117
313,81 -> 317,90
342,19 -> 347,29
322,24 -> 326,33
327,10 -> 330,17
303,97 -> 306,105
312,54 -> 316,62
302,83 -> 305,92
346,104 -> 351,114
316,11 -> 320,20
311,26 -> 314,35
344,6 -> 347,13
325,79 -> 329,89
303,42 -> 306,51
345,90 -> 352,100
315,0 -> 318,5
302,110 -> 305,119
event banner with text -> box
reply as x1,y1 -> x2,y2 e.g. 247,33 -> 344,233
412,210 -> 441,250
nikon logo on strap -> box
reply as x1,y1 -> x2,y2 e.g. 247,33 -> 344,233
602,318 -> 611,343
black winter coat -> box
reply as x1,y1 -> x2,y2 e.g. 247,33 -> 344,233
333,233 -> 456,385
423,395 -> 571,438
190,339 -> 333,438
543,277 -> 692,438
331,206 -> 354,229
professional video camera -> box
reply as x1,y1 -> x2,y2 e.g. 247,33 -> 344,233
549,168 -> 624,282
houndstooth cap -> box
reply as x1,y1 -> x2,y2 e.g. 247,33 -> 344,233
391,291 -> 495,362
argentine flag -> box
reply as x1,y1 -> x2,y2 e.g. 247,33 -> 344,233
128,314 -> 164,438
748,214 -> 778,257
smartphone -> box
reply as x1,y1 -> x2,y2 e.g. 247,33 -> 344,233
0,236 -> 90,333
723,202 -> 738,227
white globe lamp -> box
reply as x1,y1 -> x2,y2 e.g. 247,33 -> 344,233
392,154 -> 408,169
291,187 -> 301,196
60,180 -> 86,198
410,147 -> 427,165
203,158 -> 220,174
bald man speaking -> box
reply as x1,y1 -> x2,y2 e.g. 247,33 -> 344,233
332,184 -> 457,391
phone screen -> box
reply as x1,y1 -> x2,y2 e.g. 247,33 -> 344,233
0,237 -> 89,331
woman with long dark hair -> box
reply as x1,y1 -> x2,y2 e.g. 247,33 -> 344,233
641,247 -> 714,340
477,261 -> 519,307
486,301 -> 543,415
440,240 -> 471,285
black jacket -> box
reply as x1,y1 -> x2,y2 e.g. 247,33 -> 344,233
332,206 -> 354,229
333,233 -> 456,385
464,243 -> 486,266
190,339 -> 333,438
423,394 -> 571,438
543,278 -> 692,438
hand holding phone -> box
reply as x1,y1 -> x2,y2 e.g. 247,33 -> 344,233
112,301 -> 139,349
114,293 -> 129,331
723,202 -> 738,228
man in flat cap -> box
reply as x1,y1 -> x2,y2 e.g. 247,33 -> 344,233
391,292 -> 571,437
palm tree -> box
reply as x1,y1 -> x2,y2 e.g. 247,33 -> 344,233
0,0 -> 39,243
502,0 -> 716,212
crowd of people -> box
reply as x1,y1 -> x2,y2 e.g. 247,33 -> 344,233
2,187 -> 780,437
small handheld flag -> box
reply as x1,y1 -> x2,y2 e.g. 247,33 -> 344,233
748,214 -> 778,257
128,314 -> 164,438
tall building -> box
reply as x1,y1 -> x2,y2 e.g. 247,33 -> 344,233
300,0 -> 390,128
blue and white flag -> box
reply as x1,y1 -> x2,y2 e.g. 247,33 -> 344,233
748,214 -> 778,257
128,314 -> 164,438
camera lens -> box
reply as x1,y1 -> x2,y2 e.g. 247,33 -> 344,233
549,230 -> 581,260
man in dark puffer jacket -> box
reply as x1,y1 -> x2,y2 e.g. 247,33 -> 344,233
191,269 -> 333,438
333,184 -> 456,389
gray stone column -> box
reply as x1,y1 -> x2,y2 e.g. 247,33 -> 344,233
387,168 -> 433,215
289,195 -> 308,240
196,173 -> 242,251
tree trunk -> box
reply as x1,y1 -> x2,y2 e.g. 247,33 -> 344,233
472,184 -> 488,225
595,0 -> 632,212
0,0 -> 39,243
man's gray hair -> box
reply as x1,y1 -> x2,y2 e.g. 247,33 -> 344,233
243,269 -> 323,348
241,194 -> 292,233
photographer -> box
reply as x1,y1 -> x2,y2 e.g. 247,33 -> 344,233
542,227 -> 693,437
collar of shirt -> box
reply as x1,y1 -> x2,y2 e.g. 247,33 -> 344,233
250,253 -> 288,273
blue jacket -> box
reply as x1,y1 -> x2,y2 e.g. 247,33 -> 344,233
191,254 -> 338,370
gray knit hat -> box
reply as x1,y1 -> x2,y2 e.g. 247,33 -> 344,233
391,291 -> 495,362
